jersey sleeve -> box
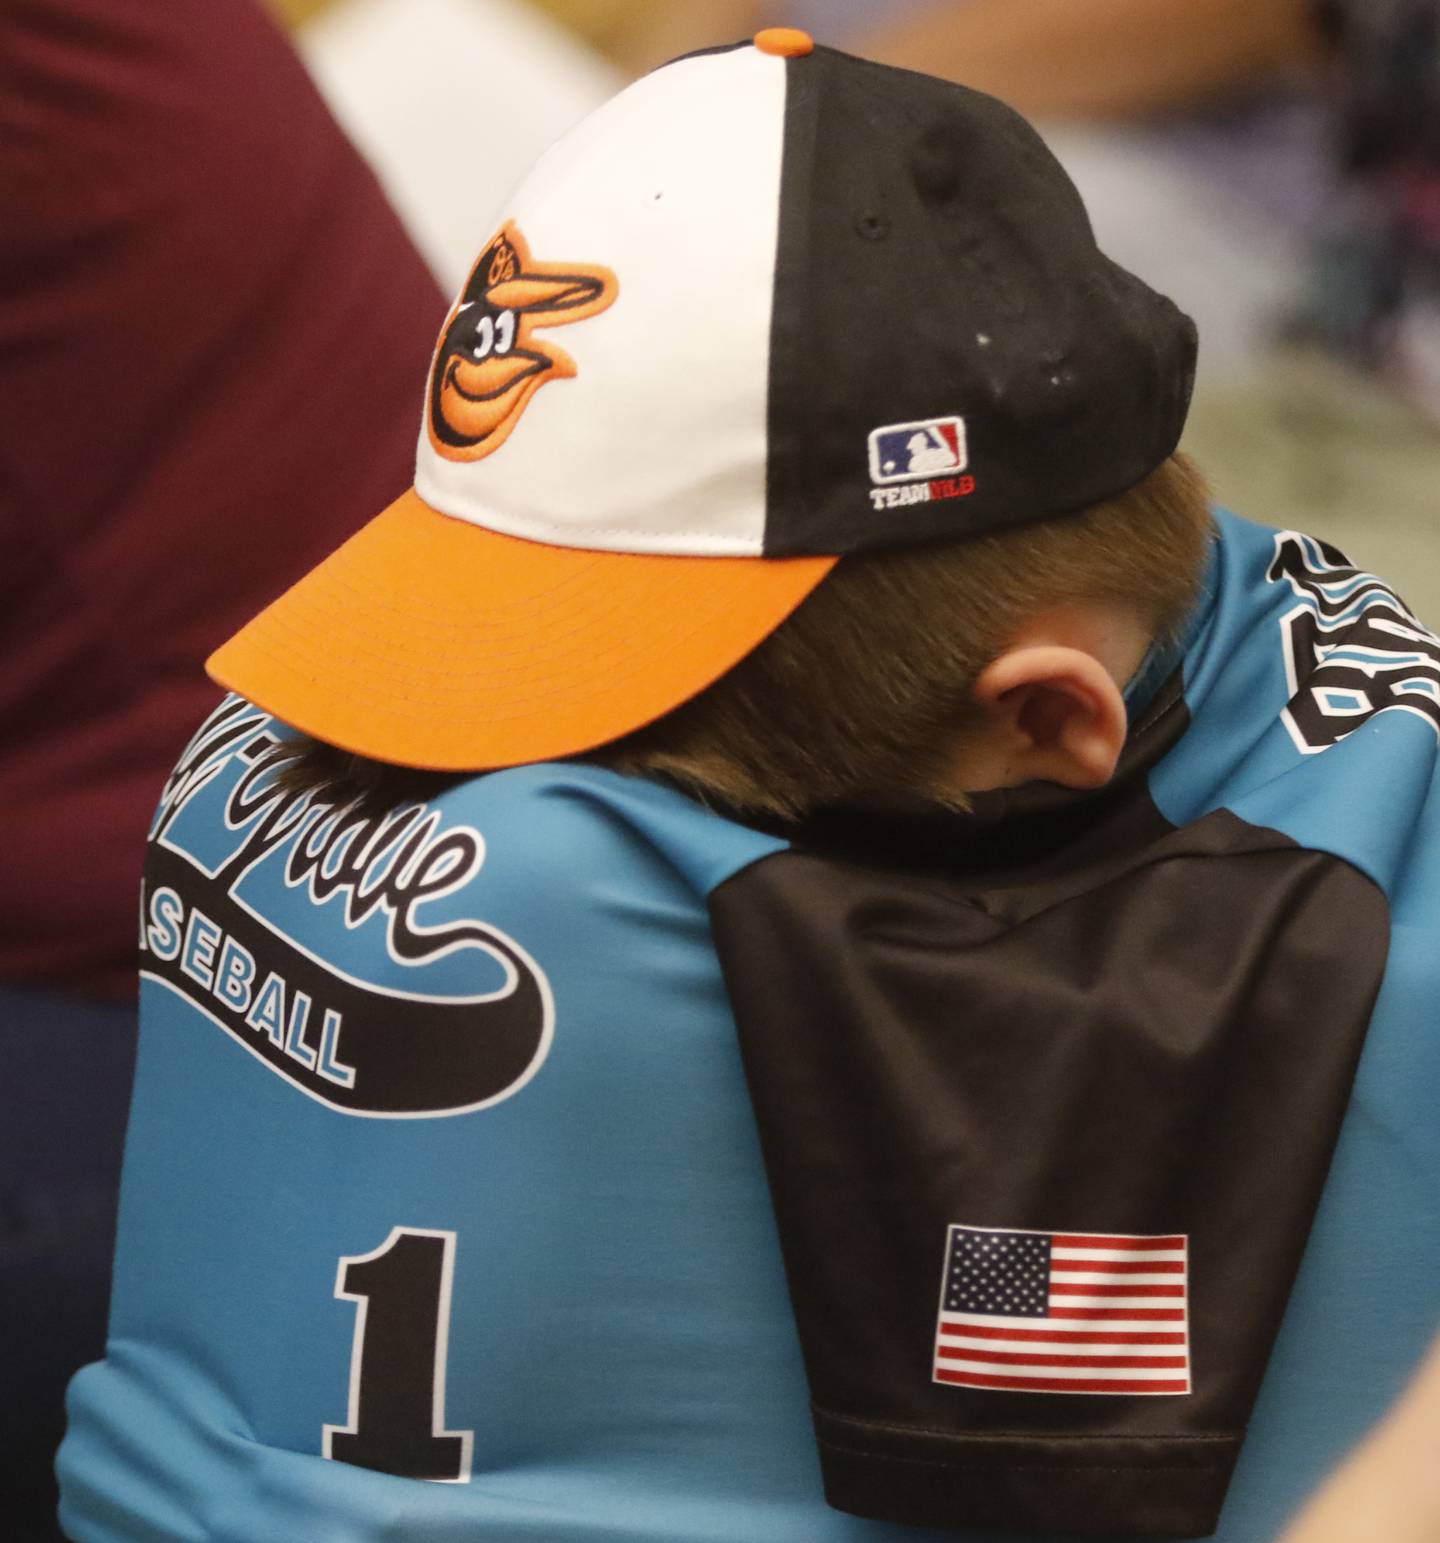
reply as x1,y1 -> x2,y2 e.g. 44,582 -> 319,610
58,730 -> 814,1542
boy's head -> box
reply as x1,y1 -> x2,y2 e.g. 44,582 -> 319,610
597,450 -> 1210,818
209,32 -> 1204,815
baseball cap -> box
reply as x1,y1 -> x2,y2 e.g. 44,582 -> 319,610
208,28 -> 1197,771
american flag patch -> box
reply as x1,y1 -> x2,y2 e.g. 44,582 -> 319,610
933,1225 -> 1191,1396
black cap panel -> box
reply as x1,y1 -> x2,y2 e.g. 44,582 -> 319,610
764,47 -> 1197,557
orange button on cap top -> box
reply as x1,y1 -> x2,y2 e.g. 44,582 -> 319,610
754,27 -> 814,57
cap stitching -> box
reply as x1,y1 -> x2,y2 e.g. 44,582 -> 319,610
308,559 -> 779,654
245,578 -> 780,691
226,583 -> 815,723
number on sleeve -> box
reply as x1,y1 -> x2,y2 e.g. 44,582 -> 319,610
323,1227 -> 474,1482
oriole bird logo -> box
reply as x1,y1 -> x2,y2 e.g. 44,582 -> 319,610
427,221 -> 619,461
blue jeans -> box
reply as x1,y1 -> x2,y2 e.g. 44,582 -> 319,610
0,986 -> 136,1543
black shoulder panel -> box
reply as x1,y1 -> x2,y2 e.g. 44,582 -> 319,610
709,795 -> 1387,1536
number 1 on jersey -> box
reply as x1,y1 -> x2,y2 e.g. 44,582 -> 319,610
323,1227 -> 474,1483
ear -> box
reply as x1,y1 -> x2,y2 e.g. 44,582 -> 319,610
971,645 -> 1129,791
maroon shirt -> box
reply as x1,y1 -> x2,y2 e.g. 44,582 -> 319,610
0,0 -> 445,997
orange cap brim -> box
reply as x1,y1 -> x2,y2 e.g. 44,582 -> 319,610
206,488 -> 838,770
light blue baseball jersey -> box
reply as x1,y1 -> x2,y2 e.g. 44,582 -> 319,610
59,510 -> 1440,1540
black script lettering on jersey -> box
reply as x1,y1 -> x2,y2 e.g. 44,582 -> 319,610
221,738 -> 491,966
152,695 -> 271,846
142,731 -> 550,1117
1270,531 -> 1440,752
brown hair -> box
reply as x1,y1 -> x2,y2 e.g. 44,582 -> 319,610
274,451 -> 1212,820
593,450 -> 1211,816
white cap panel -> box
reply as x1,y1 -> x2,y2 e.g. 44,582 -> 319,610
414,46 -> 785,556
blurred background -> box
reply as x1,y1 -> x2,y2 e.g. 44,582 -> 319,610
277,0 -> 1440,614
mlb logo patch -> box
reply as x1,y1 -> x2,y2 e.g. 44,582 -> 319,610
869,416 -> 968,485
